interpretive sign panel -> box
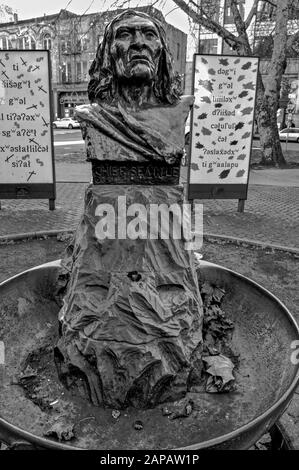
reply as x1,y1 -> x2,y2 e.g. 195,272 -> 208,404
0,50 -> 55,209
187,54 -> 259,201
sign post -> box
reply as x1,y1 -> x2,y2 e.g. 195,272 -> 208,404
0,50 -> 55,210
187,54 -> 259,212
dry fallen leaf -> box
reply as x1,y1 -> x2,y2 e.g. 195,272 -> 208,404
203,354 -> 235,392
44,420 -> 75,441
201,282 -> 226,304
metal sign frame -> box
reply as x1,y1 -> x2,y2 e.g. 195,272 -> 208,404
187,53 -> 259,209
0,49 -> 56,210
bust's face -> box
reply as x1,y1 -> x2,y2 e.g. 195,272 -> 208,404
110,15 -> 162,83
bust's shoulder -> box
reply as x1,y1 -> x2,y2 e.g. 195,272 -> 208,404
171,95 -> 194,114
75,103 -> 99,118
180,95 -> 195,107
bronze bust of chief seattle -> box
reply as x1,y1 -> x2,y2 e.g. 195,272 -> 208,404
76,9 -> 194,181
56,10 -> 203,410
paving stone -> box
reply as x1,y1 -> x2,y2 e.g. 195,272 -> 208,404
0,183 -> 298,250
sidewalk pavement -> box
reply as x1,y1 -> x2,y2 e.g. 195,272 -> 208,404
0,166 -> 298,250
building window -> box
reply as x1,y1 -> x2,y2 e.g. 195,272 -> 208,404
61,64 -> 66,83
16,36 -> 37,50
76,61 -> 88,82
0,36 -> 10,49
224,0 -> 233,23
43,34 -> 52,50
75,37 -> 88,53
61,63 -> 72,83
224,0 -> 245,24
201,0 -> 220,23
60,37 -> 71,53
75,40 -> 82,53
82,61 -> 88,80
81,37 -> 88,51
18,37 -> 24,49
66,62 -> 72,82
76,62 -> 82,82
239,0 -> 245,19
25,37 -> 30,49
199,39 -> 218,55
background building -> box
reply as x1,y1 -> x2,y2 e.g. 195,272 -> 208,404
197,0 -> 252,55
0,6 -> 187,118
0,4 -> 16,23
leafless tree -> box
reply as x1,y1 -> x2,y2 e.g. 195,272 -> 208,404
173,0 -> 299,166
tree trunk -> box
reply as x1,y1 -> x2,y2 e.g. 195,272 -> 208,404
254,0 -> 289,167
255,72 -> 287,167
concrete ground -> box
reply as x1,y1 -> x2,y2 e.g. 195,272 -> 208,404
1,165 -> 298,250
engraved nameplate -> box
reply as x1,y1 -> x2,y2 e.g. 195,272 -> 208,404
92,161 -> 180,185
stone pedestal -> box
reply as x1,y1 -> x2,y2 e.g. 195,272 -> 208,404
56,185 -> 203,409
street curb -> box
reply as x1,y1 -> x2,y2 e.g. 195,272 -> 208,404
0,229 -> 298,255
0,229 -> 74,243
203,233 -> 299,255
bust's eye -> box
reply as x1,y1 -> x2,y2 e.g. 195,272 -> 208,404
117,31 -> 131,39
145,30 -> 157,40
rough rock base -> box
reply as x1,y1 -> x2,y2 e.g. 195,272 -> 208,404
56,185 -> 203,409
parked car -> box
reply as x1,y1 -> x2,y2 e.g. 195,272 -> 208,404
279,127 -> 299,143
52,117 -> 80,129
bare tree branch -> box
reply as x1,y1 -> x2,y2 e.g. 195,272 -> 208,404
230,0 -> 246,37
245,0 -> 259,30
164,6 -> 180,18
189,0 -> 200,10
264,0 -> 277,7
171,0 -> 243,49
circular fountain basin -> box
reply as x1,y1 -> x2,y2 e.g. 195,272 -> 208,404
0,260 -> 298,450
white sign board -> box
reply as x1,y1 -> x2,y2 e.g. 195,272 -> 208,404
188,55 -> 259,200
0,50 -> 54,185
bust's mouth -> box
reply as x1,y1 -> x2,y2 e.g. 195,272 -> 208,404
129,54 -> 152,64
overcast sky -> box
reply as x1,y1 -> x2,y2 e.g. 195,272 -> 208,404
6,0 -> 198,59
7,0 -> 191,33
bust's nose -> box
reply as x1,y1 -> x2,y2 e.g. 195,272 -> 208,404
131,30 -> 145,47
